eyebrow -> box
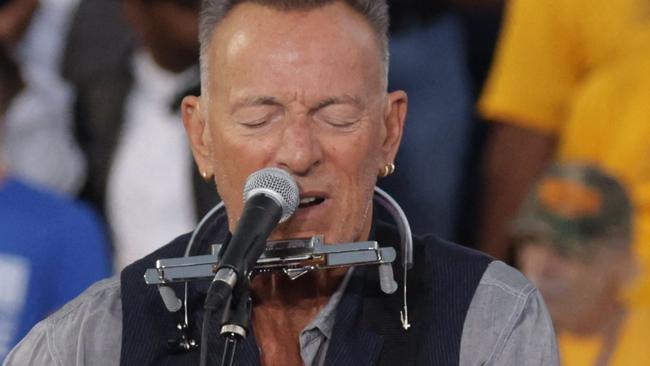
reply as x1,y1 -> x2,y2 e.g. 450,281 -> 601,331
231,96 -> 282,113
231,94 -> 363,114
311,95 -> 363,112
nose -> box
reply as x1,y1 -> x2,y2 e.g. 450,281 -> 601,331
274,116 -> 322,176
531,246 -> 562,281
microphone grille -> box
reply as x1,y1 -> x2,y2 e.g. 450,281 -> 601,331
243,168 -> 299,223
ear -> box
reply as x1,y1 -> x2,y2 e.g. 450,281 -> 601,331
381,90 -> 407,164
181,96 -> 213,176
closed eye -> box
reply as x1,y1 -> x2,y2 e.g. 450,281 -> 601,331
320,117 -> 360,128
233,105 -> 282,128
241,120 -> 268,128
313,104 -> 362,129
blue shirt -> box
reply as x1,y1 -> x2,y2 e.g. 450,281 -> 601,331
0,177 -> 111,360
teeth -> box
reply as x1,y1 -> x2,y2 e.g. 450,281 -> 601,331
300,197 -> 317,204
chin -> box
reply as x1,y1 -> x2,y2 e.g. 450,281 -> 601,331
270,204 -> 370,244
271,221 -> 330,240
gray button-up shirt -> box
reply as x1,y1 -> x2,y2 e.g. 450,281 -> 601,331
3,261 -> 559,365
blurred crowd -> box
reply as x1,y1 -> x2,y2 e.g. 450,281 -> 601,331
1,0 -> 649,364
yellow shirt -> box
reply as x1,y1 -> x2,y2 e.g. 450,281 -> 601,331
480,0 -> 650,132
479,0 -> 650,292
559,307 -> 650,365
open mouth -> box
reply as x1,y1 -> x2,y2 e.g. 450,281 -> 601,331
298,196 -> 326,209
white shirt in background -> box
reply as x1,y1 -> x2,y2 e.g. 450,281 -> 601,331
3,0 -> 86,195
107,51 -> 198,271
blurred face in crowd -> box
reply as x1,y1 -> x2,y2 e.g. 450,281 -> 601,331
183,2 -> 407,245
123,0 -> 200,72
517,239 -> 634,334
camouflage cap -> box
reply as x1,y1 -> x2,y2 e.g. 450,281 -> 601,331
511,163 -> 633,256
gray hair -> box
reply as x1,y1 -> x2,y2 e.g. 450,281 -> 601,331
198,0 -> 390,96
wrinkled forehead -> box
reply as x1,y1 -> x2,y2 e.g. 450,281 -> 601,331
205,2 -> 386,98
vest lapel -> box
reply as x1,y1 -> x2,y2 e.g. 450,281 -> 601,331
324,269 -> 384,366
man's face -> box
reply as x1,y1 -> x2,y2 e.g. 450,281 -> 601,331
517,241 -> 631,332
183,2 -> 406,244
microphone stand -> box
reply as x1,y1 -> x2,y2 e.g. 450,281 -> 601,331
219,283 -> 252,366
200,278 -> 252,366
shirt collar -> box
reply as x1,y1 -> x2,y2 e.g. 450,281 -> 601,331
300,268 -> 355,341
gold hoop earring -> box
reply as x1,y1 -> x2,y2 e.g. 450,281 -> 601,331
379,163 -> 396,178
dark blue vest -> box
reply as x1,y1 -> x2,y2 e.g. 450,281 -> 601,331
119,218 -> 492,365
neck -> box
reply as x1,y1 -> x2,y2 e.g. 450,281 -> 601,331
564,300 -> 624,336
250,267 -> 348,309
249,268 -> 347,366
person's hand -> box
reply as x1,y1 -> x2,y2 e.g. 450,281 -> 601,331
0,0 -> 39,48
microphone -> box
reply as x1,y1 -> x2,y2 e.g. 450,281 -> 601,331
204,168 -> 299,310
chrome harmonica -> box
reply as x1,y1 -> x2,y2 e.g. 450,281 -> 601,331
144,236 -> 398,294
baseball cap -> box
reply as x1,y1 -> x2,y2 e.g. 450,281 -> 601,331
511,163 -> 633,257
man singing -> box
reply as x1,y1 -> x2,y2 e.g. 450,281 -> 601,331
4,1 -> 558,365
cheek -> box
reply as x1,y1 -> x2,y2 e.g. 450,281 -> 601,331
328,129 -> 382,179
211,122 -> 274,170
328,135 -> 380,221
575,268 -> 612,295
209,130 -> 275,217
550,264 -> 605,305
329,150 -> 378,212
517,247 -> 547,280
